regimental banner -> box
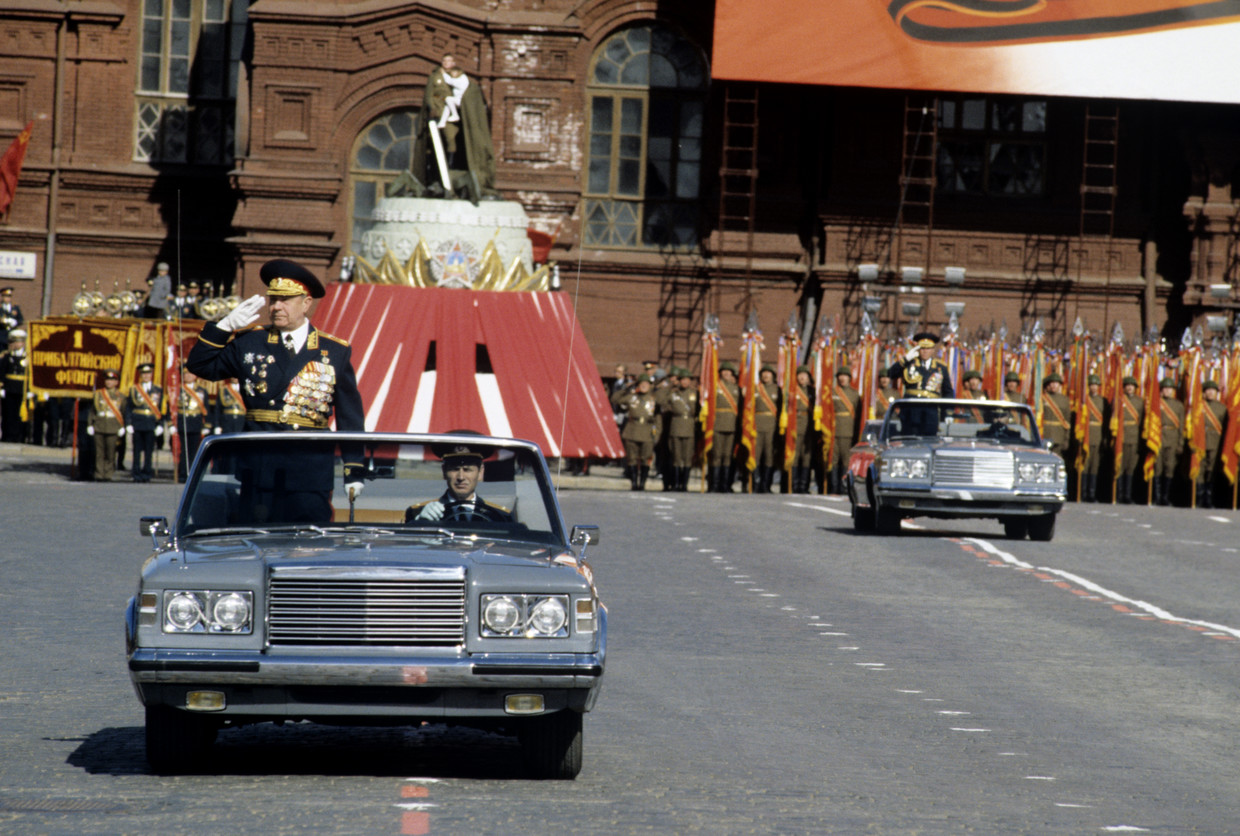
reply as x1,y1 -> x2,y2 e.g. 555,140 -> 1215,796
26,318 -> 130,397
712,0 -> 1240,104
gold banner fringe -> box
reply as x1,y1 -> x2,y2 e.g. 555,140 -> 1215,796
352,239 -> 550,291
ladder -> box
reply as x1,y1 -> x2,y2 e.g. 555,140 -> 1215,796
895,95 -> 938,275
1080,103 -> 1119,240
716,82 -> 759,319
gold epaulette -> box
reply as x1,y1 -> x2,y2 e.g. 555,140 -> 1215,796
317,331 -> 349,347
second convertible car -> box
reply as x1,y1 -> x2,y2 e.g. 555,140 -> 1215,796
846,399 -> 1067,540
125,431 -> 605,778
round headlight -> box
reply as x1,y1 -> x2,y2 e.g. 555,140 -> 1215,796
1018,463 -> 1037,481
888,459 -> 908,477
908,460 -> 928,478
211,593 -> 251,631
529,598 -> 567,636
484,596 -> 522,633
166,592 -> 203,631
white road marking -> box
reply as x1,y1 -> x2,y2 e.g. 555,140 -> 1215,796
1208,515 -> 1230,523
962,537 -> 1240,640
951,727 -> 990,732
785,501 -> 851,517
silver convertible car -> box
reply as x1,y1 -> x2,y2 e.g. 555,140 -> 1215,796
845,399 -> 1067,541
125,431 -> 605,779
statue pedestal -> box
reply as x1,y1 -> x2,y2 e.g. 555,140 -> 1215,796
356,197 -> 534,287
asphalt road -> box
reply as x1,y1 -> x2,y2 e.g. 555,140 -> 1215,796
2,452 -> 1239,834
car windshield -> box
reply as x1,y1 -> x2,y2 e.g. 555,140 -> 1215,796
884,401 -> 1040,445
176,434 -> 566,546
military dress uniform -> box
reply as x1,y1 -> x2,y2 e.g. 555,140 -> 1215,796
663,380 -> 699,492
1040,376 -> 1072,458
875,383 -> 900,416
751,371 -> 781,493
1077,382 -> 1107,501
185,259 -> 368,523
1153,384 -> 1185,506
0,290 -> 23,345
173,378 -> 212,481
1198,382 -> 1227,508
829,376 -> 860,494
214,379 -> 247,434
125,370 -> 165,482
1115,379 -> 1145,503
1,333 -> 28,443
91,375 -> 128,481
612,381 -> 658,490
709,365 -> 741,492
888,333 -> 955,398
790,374 -> 816,493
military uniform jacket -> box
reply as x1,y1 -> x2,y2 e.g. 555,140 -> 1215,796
613,390 -> 658,442
125,384 -> 165,430
890,357 -> 954,398
187,322 -> 365,433
0,302 -> 23,342
794,383 -> 813,434
1041,392 -> 1072,446
1204,400 -> 1227,450
176,383 -> 212,433
876,386 -> 899,416
1159,396 -> 1185,445
0,348 -> 26,391
832,384 -> 860,439
714,379 -> 740,433
1119,394 -> 1144,443
92,388 -> 128,433
753,382 -> 781,433
665,388 -> 698,438
1081,394 -> 1105,446
1002,389 -> 1027,405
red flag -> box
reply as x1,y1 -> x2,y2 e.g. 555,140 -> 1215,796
0,121 -> 34,216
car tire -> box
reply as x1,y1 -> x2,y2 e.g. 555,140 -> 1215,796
1002,518 -> 1028,540
518,710 -> 583,779
850,480 -> 875,531
1027,513 -> 1056,542
874,505 -> 902,536
145,705 -> 217,773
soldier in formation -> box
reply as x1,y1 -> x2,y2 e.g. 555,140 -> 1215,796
1198,380 -> 1227,508
1078,374 -> 1106,502
662,368 -> 699,491
125,362 -> 165,482
789,365 -> 816,494
1,327 -> 28,442
612,374 -> 658,491
1040,373 -> 1072,457
1152,378 -> 1184,506
828,367 -> 859,494
750,364 -> 781,493
708,361 -> 741,492
89,370 -> 127,482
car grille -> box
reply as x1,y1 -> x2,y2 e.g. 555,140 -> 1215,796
932,450 -> 1014,489
268,567 -> 466,647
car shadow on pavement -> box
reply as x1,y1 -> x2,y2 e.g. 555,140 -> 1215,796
0,460 -> 77,479
69,723 -> 537,778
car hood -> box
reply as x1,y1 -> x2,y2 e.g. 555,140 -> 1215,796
882,438 -> 1048,455
177,531 -> 564,569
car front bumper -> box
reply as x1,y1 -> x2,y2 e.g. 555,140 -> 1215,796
128,649 -> 605,717
876,487 -> 1064,518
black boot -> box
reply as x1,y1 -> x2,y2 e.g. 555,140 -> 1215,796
629,465 -> 642,491
722,465 -> 736,493
1083,474 -> 1095,502
752,466 -> 766,493
1118,474 -> 1131,504
764,467 -> 775,494
639,466 -> 649,491
679,467 -> 690,492
1155,476 -> 1169,506
1204,483 -> 1214,509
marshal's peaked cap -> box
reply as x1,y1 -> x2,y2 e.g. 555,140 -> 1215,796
260,258 -> 325,299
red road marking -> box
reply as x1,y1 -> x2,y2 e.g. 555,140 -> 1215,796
402,812 -> 429,835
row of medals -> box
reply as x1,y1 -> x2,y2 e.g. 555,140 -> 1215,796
283,361 -> 336,420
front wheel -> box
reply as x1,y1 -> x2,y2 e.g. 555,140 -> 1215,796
849,479 -> 875,531
518,711 -> 583,779
874,505 -> 902,536
145,705 -> 217,774
1027,513 -> 1056,542
1002,518 -> 1028,540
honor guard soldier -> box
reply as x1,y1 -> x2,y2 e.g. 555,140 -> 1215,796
1002,371 -> 1026,403
875,371 -> 899,416
1198,380 -> 1227,508
961,370 -> 987,399
790,365 -> 816,494
653,367 -> 677,491
1040,373 -> 1072,457
89,370 -> 128,482
1,327 -> 28,442
1115,376 -> 1145,503
663,368 -> 699,492
828,367 -> 860,494
0,287 -> 23,345
1078,374 -> 1106,502
709,360 -> 741,492
186,258 -> 368,502
751,364 -> 781,493
612,374 -> 658,490
125,363 -> 165,482
171,367 -> 211,482
214,377 -> 247,434
1153,378 -> 1184,506
888,332 -> 954,398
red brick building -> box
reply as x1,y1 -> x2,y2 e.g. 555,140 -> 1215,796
1,0 -> 1238,372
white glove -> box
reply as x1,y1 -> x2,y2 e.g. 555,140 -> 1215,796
904,345 -> 918,362
86,426 -> 95,436
217,294 -> 266,332
416,500 -> 445,521
126,425 -> 134,435
168,425 -> 177,435
155,425 -> 164,437
213,426 -> 222,435
118,427 -> 126,437
346,482 -> 364,502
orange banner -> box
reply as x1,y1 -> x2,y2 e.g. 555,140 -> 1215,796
712,0 -> 1240,104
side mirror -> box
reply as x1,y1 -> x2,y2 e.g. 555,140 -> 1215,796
140,516 -> 169,549
570,524 -> 600,547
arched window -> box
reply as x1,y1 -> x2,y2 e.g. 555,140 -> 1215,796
584,25 -> 708,250
348,109 -> 417,247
